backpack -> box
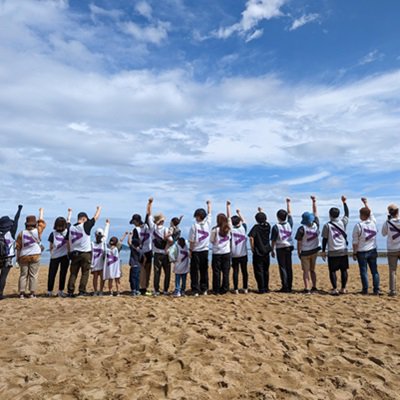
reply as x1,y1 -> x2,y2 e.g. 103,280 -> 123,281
0,232 -> 10,259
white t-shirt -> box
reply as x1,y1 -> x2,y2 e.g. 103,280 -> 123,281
148,215 -> 170,255
382,218 -> 400,252
323,218 -> 348,253
103,247 -> 121,280
231,224 -> 247,258
51,230 -> 69,259
300,223 -> 320,252
189,214 -> 212,252
4,231 -> 15,258
134,224 -> 152,253
19,229 -> 42,257
275,222 -> 294,249
69,223 -> 91,253
211,227 -> 231,255
352,216 -> 377,252
174,243 -> 190,274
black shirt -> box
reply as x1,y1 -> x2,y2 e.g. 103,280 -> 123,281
248,223 -> 271,256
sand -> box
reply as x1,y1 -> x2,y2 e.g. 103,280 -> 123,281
0,264 -> 399,400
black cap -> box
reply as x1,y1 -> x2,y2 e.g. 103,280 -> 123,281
77,212 -> 89,220
130,214 -> 142,225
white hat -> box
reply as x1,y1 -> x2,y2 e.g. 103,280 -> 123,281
95,228 -> 104,236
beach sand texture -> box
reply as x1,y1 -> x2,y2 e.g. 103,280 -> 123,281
0,264 -> 399,400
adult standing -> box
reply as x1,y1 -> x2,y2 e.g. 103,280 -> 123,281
382,203 -> 400,296
0,205 -> 23,300
352,198 -> 380,295
16,208 -> 46,299
189,200 -> 212,296
67,206 -> 101,297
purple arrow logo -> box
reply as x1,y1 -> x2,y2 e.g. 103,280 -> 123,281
364,228 -> 377,241
93,248 -> 103,262
70,230 -> 83,244
389,227 -> 400,240
233,233 -> 246,246
198,229 -> 209,242
218,235 -> 230,245
180,250 -> 189,262
107,252 -> 118,265
4,238 -> 12,247
331,226 -> 342,240
54,235 -> 67,249
140,231 -> 150,243
306,231 -> 318,242
23,234 -> 36,247
280,228 -> 291,241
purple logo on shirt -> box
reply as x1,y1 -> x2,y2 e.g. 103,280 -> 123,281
389,227 -> 400,240
23,234 -> 36,247
198,229 -> 209,242
218,235 -> 230,245
280,228 -> 292,241
364,228 -> 377,241
107,252 -> 118,265
140,231 -> 150,243
331,226 -> 343,240
180,250 -> 189,262
306,230 -> 318,242
93,248 -> 103,262
70,230 -> 83,244
233,233 -> 246,246
4,238 -> 12,247
54,235 -> 67,249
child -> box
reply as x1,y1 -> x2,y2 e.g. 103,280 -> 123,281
91,219 -> 110,296
210,202 -> 232,295
16,208 -> 46,299
321,196 -> 349,295
47,208 -> 72,297
271,198 -> 294,293
189,200 -> 212,296
130,210 -> 153,295
169,216 -> 183,242
128,237 -> 145,296
0,204 -> 23,300
103,233 -> 127,296
295,196 -> 320,294
173,237 -> 190,297
230,206 -> 249,294
382,204 -> 400,296
352,198 -> 380,295
248,207 -> 271,294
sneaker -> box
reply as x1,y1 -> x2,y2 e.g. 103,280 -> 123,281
202,291 -> 208,296
174,291 -> 181,298
330,289 -> 340,296
77,291 -> 88,297
311,287 -> 318,293
153,291 -> 160,297
303,289 -> 311,295
92,291 -> 98,297
193,293 -> 199,297
243,289 -> 248,294
339,288 -> 347,294
162,291 -> 169,296
389,291 -> 397,297
19,294 -> 25,299
67,293 -> 76,298
116,292 -> 121,297
360,290 -> 368,295
373,290 -> 382,296
30,294 -> 36,299
144,291 -> 153,296
98,291 -> 104,297
47,291 -> 53,297
57,291 -> 67,298
109,292 -> 114,297
233,289 -> 239,295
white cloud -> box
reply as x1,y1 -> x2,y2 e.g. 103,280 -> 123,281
289,13 -> 319,31
358,49 -> 384,66
89,3 -> 123,20
135,1 -> 153,19
214,0 -> 287,41
281,172 -> 330,186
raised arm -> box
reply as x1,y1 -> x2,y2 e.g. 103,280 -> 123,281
286,198 -> 292,215
257,206 -> 263,213
119,231 -> 128,243
311,196 -> 317,216
236,209 -> 246,224
146,197 -> 153,216
38,207 -> 44,221
342,195 -> 349,217
93,206 -> 102,221
361,197 -> 370,211
226,201 -> 231,219
207,200 -> 212,215
11,204 -> 23,238
104,219 -> 110,240
66,208 -> 72,224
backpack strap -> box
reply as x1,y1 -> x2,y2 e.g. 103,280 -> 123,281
328,221 -> 348,245
388,220 -> 400,234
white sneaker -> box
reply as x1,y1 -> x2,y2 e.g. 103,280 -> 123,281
194,293 -> 199,297
19,294 -> 24,299
57,291 -> 67,298
234,289 -> 239,295
243,289 -> 248,294
202,291 -> 208,296
109,292 -> 113,297
47,291 -> 53,297
30,294 -> 37,299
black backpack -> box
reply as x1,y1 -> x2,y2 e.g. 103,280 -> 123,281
0,232 -> 10,259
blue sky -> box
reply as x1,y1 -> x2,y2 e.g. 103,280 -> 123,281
0,0 -> 399,244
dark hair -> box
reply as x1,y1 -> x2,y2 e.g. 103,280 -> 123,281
130,214 -> 143,226
77,212 -> 89,221
194,208 -> 207,221
231,215 -> 241,227
329,207 -> 340,219
178,237 -> 186,248
389,208 -> 399,218
215,213 -> 230,236
255,212 -> 267,224
131,238 -> 141,247
95,235 -> 103,244
171,217 -> 180,227
53,217 -> 67,232
277,209 -> 287,222
359,207 -> 371,219
109,236 -> 118,246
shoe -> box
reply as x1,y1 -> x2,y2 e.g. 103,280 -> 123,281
389,291 -> 397,297
131,291 -> 136,296
57,291 -> 67,298
202,291 -> 208,296
47,291 -> 53,297
360,290 -> 368,295
373,290 -> 382,296
173,291 -> 181,297
234,289 -> 239,295
303,289 -> 311,295
145,291 -> 153,296
243,289 -> 248,294
77,291 -> 88,297
116,292 -> 121,297
153,291 -> 160,297
330,289 -> 340,296
339,288 -> 347,294
194,293 -> 199,297
67,293 -> 76,298
92,291 -> 98,297
109,292 -> 114,297
98,291 -> 104,297
162,291 -> 169,296
19,294 -> 25,299
311,287 -> 318,293
30,294 -> 36,299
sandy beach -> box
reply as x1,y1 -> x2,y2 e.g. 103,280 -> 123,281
0,264 -> 399,400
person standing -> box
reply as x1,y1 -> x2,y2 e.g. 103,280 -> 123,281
47,208 -> 72,297
67,206 -> 101,297
352,198 -> 380,295
0,204 -> 23,300
248,207 -> 272,294
173,237 -> 190,297
230,207 -> 249,294
295,196 -> 321,294
271,198 -> 294,293
189,200 -> 212,296
91,219 -> 110,296
321,196 -> 350,295
382,204 -> 400,296
16,208 -> 46,299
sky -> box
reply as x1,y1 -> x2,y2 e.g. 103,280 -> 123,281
0,0 -> 400,244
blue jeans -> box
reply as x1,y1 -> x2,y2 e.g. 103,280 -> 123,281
357,249 -> 380,293
129,266 -> 141,292
175,273 -> 187,294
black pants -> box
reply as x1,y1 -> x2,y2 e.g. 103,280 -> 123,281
232,256 -> 248,290
48,255 -> 70,292
0,258 -> 12,297
212,253 -> 231,294
276,247 -> 293,291
190,250 -> 209,294
153,253 -> 171,293
253,254 -> 270,293
328,256 -> 349,289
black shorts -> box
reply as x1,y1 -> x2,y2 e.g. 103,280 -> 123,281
328,255 -> 349,272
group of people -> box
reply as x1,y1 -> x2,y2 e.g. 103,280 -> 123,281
0,196 -> 399,300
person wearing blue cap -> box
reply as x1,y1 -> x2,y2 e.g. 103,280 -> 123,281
295,196 -> 321,294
